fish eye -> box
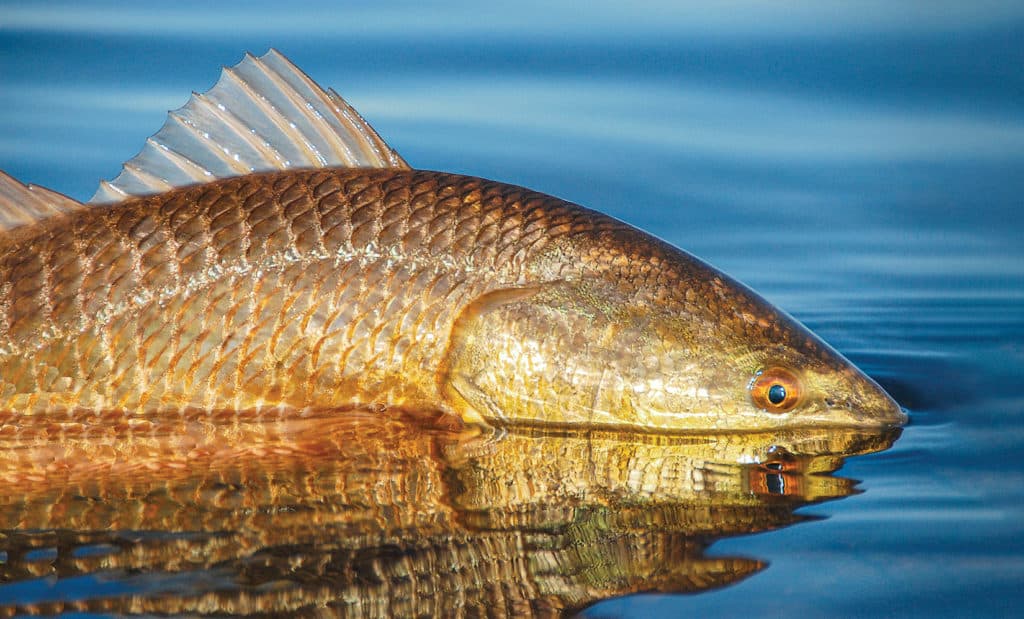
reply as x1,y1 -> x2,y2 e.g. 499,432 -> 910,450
750,367 -> 803,413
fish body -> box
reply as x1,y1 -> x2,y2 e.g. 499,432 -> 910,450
0,168 -> 602,417
0,51 -> 906,431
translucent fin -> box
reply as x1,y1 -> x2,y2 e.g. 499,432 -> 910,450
0,170 -> 86,233
90,49 -> 409,204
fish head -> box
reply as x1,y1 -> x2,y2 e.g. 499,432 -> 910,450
442,224 -> 906,432
673,298 -> 909,432
592,227 -> 907,432
595,226 -> 908,431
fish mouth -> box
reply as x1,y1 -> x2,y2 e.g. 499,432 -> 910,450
875,405 -> 910,427
876,394 -> 910,427
828,401 -> 908,428
825,380 -> 909,428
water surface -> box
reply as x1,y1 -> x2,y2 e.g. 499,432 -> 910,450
1,2 -> 1023,617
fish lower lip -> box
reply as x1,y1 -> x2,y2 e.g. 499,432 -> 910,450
872,410 -> 909,428
879,400 -> 910,426
893,407 -> 911,425
826,403 -> 908,428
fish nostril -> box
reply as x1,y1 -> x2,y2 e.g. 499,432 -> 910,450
824,398 -> 836,407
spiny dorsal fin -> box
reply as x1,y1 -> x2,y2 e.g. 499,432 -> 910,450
90,49 -> 409,205
0,170 -> 86,233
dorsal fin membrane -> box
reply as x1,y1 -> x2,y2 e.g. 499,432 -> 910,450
0,170 -> 86,233
90,49 -> 409,204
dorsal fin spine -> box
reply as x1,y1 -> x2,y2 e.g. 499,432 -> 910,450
96,180 -> 128,203
262,57 -> 364,164
148,134 -> 212,181
164,113 -> 219,177
328,88 -> 406,167
0,171 -> 86,233
122,163 -> 174,191
168,105 -> 251,175
219,66 -> 301,165
335,99 -> 379,163
191,93 -> 278,170
90,49 -> 410,205
188,91 -> 289,169
241,59 -> 334,165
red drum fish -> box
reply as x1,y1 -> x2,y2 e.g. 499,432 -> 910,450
0,50 -> 905,431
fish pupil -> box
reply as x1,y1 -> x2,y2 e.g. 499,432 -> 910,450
767,384 -> 787,405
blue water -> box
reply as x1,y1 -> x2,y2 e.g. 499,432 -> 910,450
2,2 -> 1023,617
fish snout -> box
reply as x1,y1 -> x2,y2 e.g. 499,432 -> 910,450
825,373 -> 908,428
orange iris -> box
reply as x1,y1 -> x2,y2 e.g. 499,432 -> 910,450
750,367 -> 803,413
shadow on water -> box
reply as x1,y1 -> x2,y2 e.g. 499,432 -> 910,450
0,413 -> 899,617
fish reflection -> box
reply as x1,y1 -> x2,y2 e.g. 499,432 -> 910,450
0,414 -> 898,617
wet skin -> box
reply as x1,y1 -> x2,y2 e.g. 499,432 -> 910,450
0,168 -> 905,431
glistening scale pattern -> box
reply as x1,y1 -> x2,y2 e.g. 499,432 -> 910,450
0,168 -> 613,419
